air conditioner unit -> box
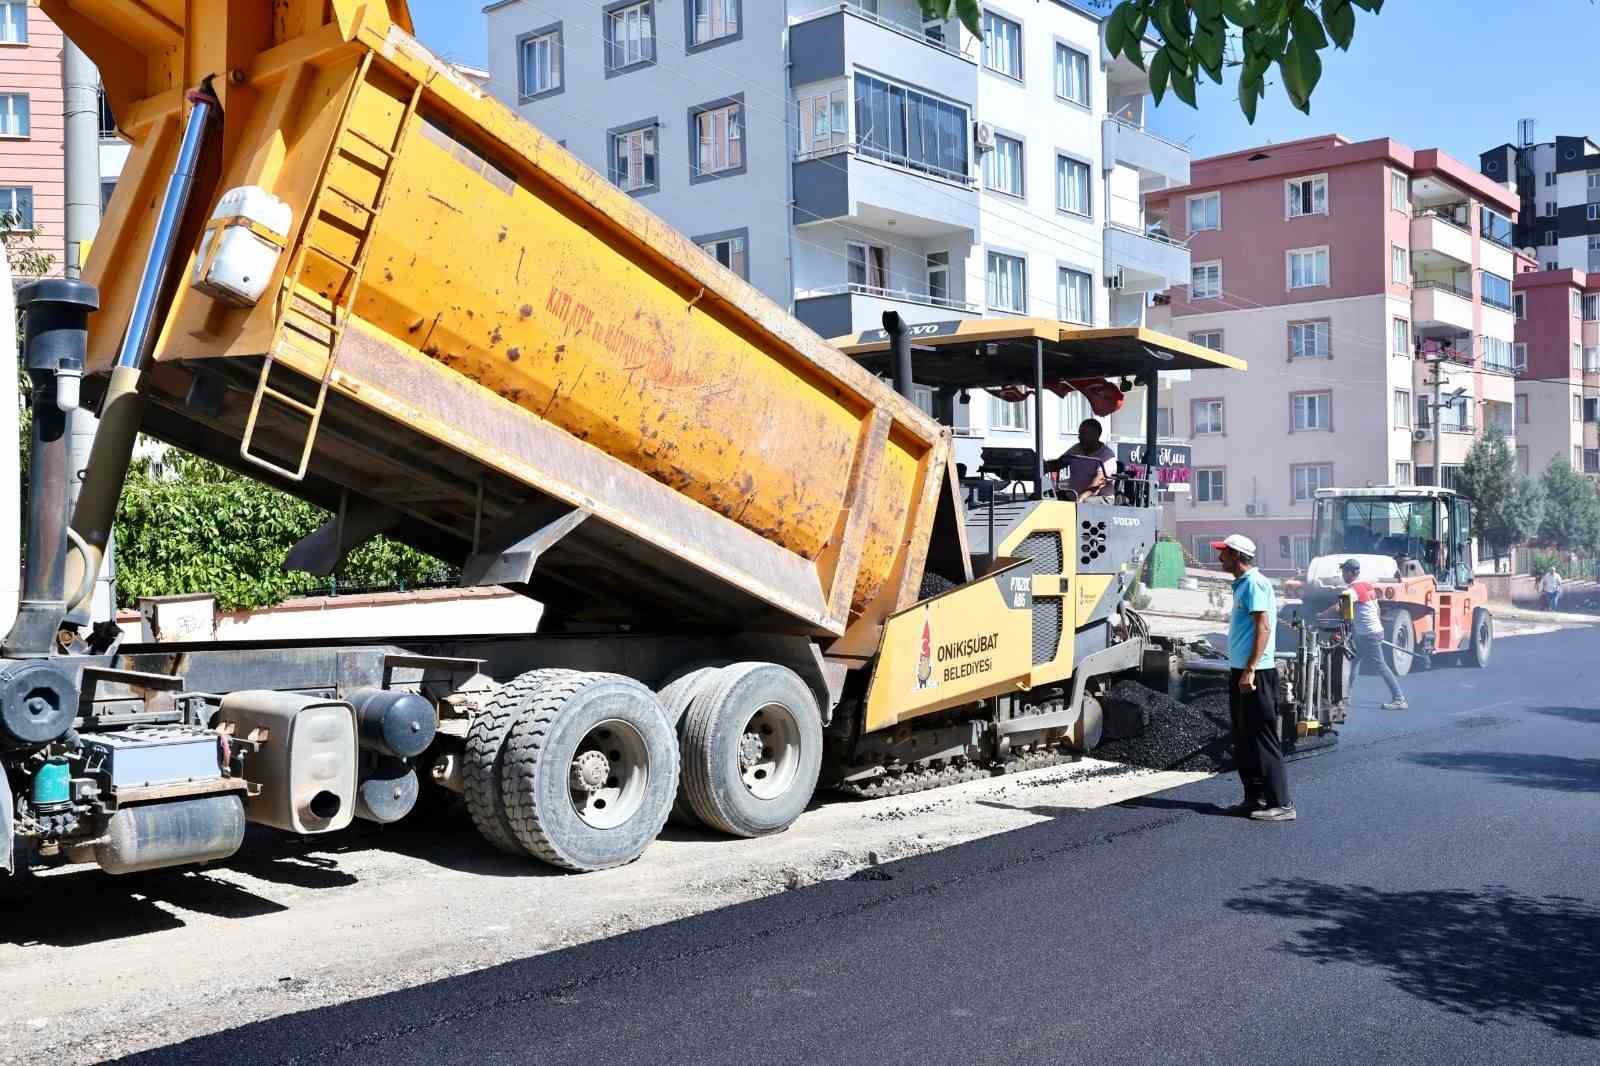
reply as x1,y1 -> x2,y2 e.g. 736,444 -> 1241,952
1245,497 -> 1269,517
1413,428 -> 1434,442
973,120 -> 996,153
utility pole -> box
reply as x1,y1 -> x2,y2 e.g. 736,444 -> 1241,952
62,38 -> 115,625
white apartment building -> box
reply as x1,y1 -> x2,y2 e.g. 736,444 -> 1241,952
483,0 -> 1187,469
1480,130 -> 1600,273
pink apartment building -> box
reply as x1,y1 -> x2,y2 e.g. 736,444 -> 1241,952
1512,267 -> 1600,479
0,2 -> 65,270
1147,134 -> 1521,575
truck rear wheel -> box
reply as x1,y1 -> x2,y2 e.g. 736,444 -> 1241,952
500,672 -> 678,872
464,669 -> 581,856
656,665 -> 727,827
681,663 -> 822,838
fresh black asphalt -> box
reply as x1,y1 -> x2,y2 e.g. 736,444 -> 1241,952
123,625 -> 1600,1065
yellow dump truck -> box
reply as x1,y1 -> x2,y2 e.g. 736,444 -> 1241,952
0,0 -> 1243,878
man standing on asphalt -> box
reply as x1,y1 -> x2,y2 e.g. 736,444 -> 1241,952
1213,534 -> 1295,822
1044,418 -> 1117,502
1540,566 -> 1564,612
1338,559 -> 1408,710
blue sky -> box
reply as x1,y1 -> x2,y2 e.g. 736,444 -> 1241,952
408,0 -> 1600,165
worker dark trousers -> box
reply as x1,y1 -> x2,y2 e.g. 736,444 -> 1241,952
1228,668 -> 1290,809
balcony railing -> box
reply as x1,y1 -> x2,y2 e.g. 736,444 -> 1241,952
1105,219 -> 1190,249
1104,117 -> 1191,155
1413,202 -> 1471,233
789,1 -> 977,62
1416,338 -> 1476,365
795,282 -> 981,314
796,141 -> 976,188
1413,279 -> 1473,301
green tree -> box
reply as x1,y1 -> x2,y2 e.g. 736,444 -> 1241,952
113,450 -> 456,611
1454,427 -> 1543,563
1536,458 -> 1600,555
917,0 -> 1386,122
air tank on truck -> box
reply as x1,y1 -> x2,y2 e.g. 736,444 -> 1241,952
2,0 -> 1249,883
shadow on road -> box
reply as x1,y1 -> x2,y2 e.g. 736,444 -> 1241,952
1404,750 -> 1600,793
1117,795 -> 1237,818
1526,705 -> 1600,725
1227,878 -> 1600,1039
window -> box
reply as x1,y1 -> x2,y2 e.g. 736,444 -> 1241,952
984,134 -> 1024,196
852,73 -> 969,181
1291,392 -> 1332,431
1057,266 -> 1092,324
1481,271 -> 1512,311
98,89 -> 116,138
1589,346 -> 1600,373
1589,205 -> 1600,222
1586,293 -> 1599,320
518,26 -> 562,98
1417,394 -> 1431,429
1192,399 -> 1224,435
1055,154 -> 1090,216
609,123 -> 658,193
1288,320 -> 1331,360
0,2 -> 26,44
1292,463 -> 1334,502
1544,231 -> 1559,247
1574,394 -> 1583,422
604,2 -> 654,71
0,186 -> 33,230
1190,261 -> 1221,300
1053,43 -> 1088,105
1059,390 -> 1090,435
1394,389 -> 1411,428
1574,343 -> 1584,371
1514,292 -> 1526,319
1286,175 -> 1328,217
0,93 -> 28,138
1575,291 -> 1584,318
1194,468 -> 1225,503
1391,244 -> 1410,285
1394,461 -> 1413,486
1484,337 -> 1516,373
1513,342 -> 1527,371
1515,394 -> 1529,424
1517,446 -> 1530,476
690,99 -> 743,179
798,88 -> 848,155
1287,246 -> 1329,289
688,0 -> 739,48
1291,535 -> 1313,569
1546,171 -> 1558,187
1189,329 -> 1223,351
982,11 -> 1022,79
986,250 -> 1026,312
100,179 -> 116,212
1192,536 -> 1221,567
1392,316 -> 1410,356
1156,406 -> 1173,437
1591,171 -> 1600,189
1592,234 -> 1600,251
698,231 -> 747,279
926,251 -> 950,303
847,242 -> 888,291
1588,398 -> 1600,423
1391,172 -> 1408,211
990,394 -> 1029,430
1544,200 -> 1557,216
1480,206 -> 1513,246
1187,192 -> 1220,233
1587,450 -> 1600,475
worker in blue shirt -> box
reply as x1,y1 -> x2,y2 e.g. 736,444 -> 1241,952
1212,534 -> 1295,822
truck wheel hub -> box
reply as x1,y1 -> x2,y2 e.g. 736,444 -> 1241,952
738,731 -> 765,771
569,749 -> 611,791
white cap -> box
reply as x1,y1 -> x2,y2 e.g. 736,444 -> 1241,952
1210,533 -> 1257,559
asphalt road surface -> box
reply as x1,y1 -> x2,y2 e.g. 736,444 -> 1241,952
125,626 -> 1599,1065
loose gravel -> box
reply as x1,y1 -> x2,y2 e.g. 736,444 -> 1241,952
1097,680 -> 1235,773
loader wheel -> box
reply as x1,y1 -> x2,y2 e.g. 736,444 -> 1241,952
501,672 -> 677,872
464,669 -> 581,856
681,663 -> 822,838
1465,609 -> 1494,669
1384,612 -> 1416,677
655,665 -> 728,827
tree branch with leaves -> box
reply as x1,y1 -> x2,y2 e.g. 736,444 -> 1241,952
917,0 -> 1385,122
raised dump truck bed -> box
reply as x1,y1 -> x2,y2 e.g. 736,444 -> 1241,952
1,1 -> 1246,883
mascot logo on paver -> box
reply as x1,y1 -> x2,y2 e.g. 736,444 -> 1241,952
915,605 -> 934,691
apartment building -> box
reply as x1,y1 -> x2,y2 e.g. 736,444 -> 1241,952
0,2 -> 127,276
1480,128 -> 1600,273
483,0 -> 1188,469
1512,266 -> 1600,480
1147,134 -> 1521,575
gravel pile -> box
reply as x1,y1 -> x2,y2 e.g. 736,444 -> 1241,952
1096,680 -> 1235,773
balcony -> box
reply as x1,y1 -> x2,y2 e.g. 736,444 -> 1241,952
794,283 -> 979,340
793,147 -> 979,237
1103,221 -> 1190,294
1103,118 -> 1189,191
1412,281 -> 1475,333
1410,209 -> 1474,266
788,3 -> 976,99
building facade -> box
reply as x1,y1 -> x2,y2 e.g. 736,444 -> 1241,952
1512,266 -> 1600,480
1480,131 -> 1600,273
482,0 -> 1187,469
1148,134 -> 1521,575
